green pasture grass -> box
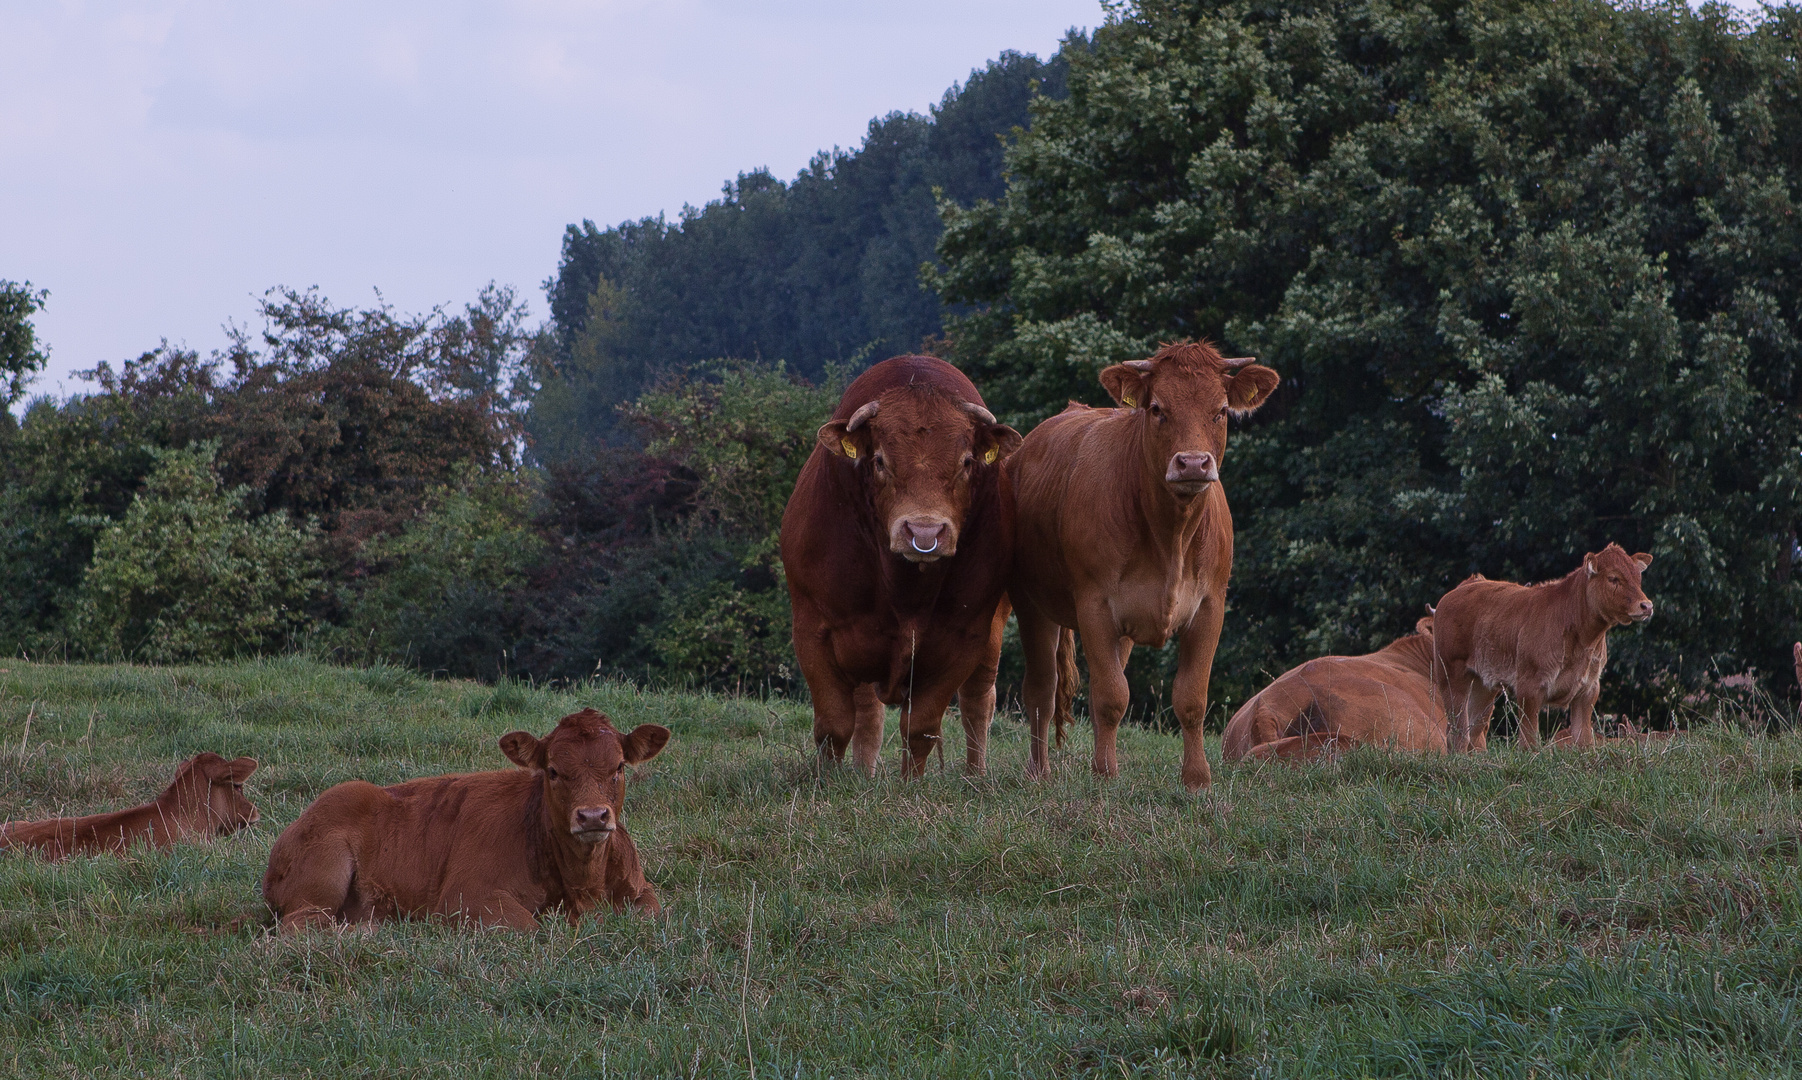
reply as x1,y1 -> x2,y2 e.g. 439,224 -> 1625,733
1,657 -> 1800,1078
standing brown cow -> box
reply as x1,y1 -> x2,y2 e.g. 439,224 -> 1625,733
780,355 -> 1022,777
1432,544 -> 1654,751
1008,341 -> 1279,789
263,709 -> 668,932
0,752 -> 259,859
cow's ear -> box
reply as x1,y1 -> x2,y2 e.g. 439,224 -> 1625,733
224,757 -> 258,782
975,423 -> 1023,466
621,724 -> 671,765
1415,615 -> 1435,636
1632,552 -> 1653,569
1584,554 -> 1598,577
1099,364 -> 1148,409
818,419 -> 871,462
1225,364 -> 1280,416
499,731 -> 543,770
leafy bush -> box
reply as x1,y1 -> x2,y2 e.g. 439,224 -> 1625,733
73,443 -> 322,662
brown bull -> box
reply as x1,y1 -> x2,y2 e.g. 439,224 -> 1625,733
780,355 -> 1022,776
0,752 -> 259,859
1223,617 -> 1445,762
263,709 -> 668,932
1432,544 -> 1654,751
1008,341 -> 1279,789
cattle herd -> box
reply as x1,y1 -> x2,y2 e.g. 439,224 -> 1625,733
0,345 -> 1693,932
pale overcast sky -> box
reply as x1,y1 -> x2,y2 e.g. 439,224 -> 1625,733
2,1 -> 1100,400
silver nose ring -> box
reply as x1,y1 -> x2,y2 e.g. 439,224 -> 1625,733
911,536 -> 939,554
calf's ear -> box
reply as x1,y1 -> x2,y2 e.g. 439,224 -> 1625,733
975,423 -> 1023,466
225,757 -> 258,782
1099,364 -> 1148,409
1632,552 -> 1653,569
499,731 -> 544,770
621,724 -> 672,765
1225,364 -> 1280,416
818,420 -> 871,462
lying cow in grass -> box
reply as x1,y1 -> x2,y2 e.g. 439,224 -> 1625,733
0,752 -> 259,859
1222,616 -> 1445,762
263,708 -> 668,932
1432,544 -> 1654,751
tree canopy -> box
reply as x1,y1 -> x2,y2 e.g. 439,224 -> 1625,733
935,0 -> 1802,715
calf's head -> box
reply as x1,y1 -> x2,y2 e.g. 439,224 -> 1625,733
1099,342 -> 1279,501
164,753 -> 260,834
1584,543 -> 1655,624
818,383 -> 1022,563
501,708 -> 670,845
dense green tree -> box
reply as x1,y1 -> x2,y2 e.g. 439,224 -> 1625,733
529,45 -> 1080,456
0,279 -> 49,411
935,0 -> 1802,718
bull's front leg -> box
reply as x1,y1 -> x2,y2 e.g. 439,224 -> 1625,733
848,683 -> 886,776
1171,597 -> 1224,791
792,615 -> 862,767
955,604 -> 1008,775
1078,609 -> 1131,778
897,681 -> 959,780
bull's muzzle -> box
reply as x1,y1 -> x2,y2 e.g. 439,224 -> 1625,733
570,804 -> 616,842
1164,451 -> 1219,496
891,517 -> 956,563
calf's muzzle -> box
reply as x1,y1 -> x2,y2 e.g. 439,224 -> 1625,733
571,804 -> 615,841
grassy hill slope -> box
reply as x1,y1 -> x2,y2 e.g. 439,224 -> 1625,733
1,659 -> 1800,1077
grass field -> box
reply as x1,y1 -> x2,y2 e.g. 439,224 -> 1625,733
1,658 -> 1800,1078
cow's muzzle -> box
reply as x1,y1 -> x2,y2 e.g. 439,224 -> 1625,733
570,804 -> 616,843
1633,600 -> 1654,622
1164,451 -> 1219,496
890,517 -> 956,563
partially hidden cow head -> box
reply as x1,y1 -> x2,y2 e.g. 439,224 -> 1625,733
1099,342 -> 1279,502
1583,543 -> 1654,624
501,708 -> 670,846
161,752 -> 260,835
817,385 -> 1022,563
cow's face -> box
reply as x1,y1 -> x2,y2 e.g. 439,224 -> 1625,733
1099,343 -> 1279,502
501,709 -> 670,846
818,388 -> 1022,563
170,753 -> 259,833
1584,544 -> 1654,624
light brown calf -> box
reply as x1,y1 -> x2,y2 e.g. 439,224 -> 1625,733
1007,341 -> 1279,790
263,708 -> 668,932
0,753 -> 259,859
1432,544 -> 1654,751
1223,617 -> 1445,762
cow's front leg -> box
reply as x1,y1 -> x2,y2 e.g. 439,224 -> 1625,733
1078,610 -> 1130,778
476,892 -> 541,931
1172,597 -> 1224,790
955,604 -> 1008,775
1562,687 -> 1600,749
1515,690 -> 1546,751
1017,608 -> 1062,780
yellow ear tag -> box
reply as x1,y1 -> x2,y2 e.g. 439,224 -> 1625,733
1121,395 -> 1136,407
841,439 -> 858,459
983,446 -> 999,465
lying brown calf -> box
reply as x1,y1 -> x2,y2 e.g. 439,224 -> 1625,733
0,752 -> 260,859
263,708 -> 669,933
1432,543 -> 1654,751
1222,617 -> 1446,762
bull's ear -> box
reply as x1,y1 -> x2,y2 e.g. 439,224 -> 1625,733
1632,552 -> 1653,569
621,724 -> 671,765
1225,364 -> 1280,416
975,423 -> 1023,466
1415,615 -> 1435,636
817,419 -> 871,462
224,757 -> 258,782
1098,364 -> 1148,409
499,731 -> 543,770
